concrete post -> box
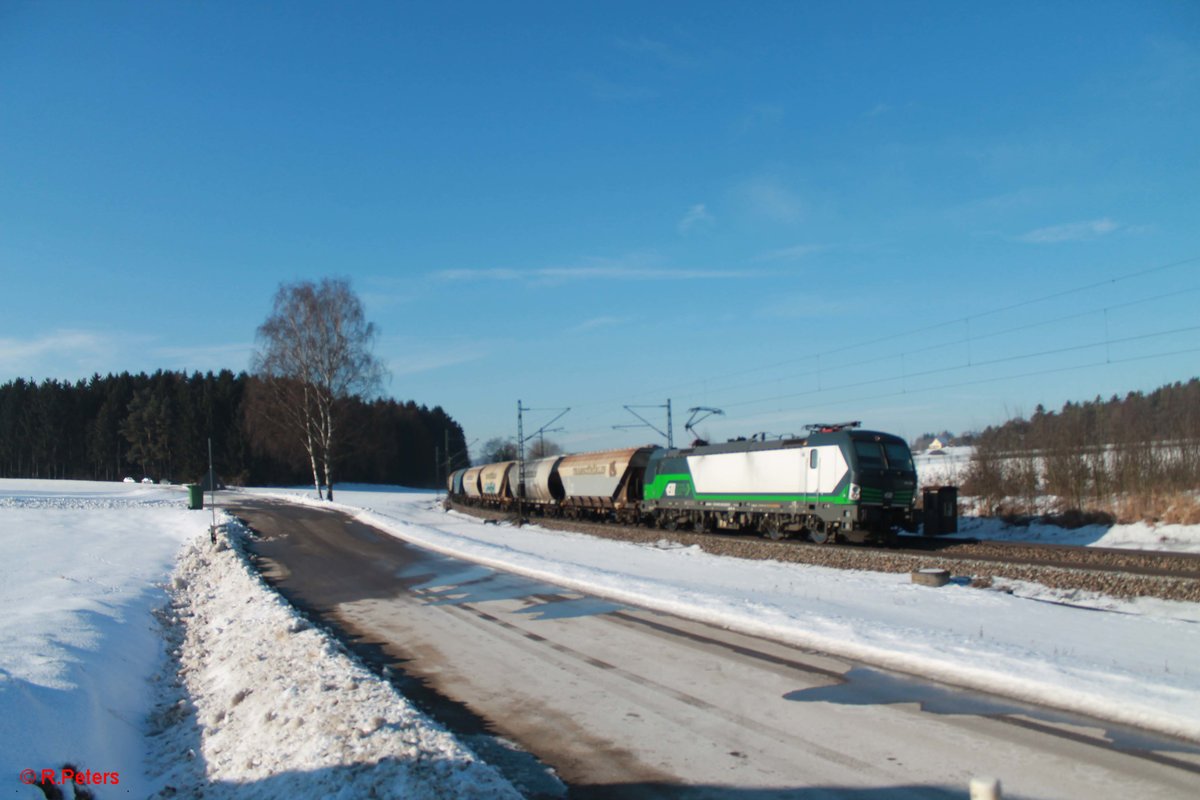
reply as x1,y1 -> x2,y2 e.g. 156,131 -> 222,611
969,777 -> 1001,800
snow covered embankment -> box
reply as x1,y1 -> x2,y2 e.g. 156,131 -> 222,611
149,520 -> 519,799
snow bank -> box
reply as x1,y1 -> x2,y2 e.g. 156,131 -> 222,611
247,485 -> 1200,744
148,518 -> 520,799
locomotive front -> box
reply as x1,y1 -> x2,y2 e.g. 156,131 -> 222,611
841,430 -> 918,540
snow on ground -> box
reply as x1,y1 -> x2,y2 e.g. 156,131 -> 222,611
941,515 -> 1200,553
248,485 -> 1200,744
0,479 -> 518,799
7,475 -> 1198,800
0,480 -> 207,796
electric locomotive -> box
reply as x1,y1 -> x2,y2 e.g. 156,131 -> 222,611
641,422 -> 917,543
448,422 -> 918,544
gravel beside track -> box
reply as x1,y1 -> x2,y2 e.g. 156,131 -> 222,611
447,502 -> 1200,603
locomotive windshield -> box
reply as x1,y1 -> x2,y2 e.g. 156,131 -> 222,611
853,441 -> 885,469
854,440 -> 915,471
883,442 -> 914,471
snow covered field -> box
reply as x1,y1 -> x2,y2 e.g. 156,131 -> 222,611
248,484 -> 1200,745
0,480 -> 204,797
5,478 -> 1200,800
0,480 -> 516,799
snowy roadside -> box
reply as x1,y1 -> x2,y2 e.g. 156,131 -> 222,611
0,480 -> 518,800
245,485 -> 1200,744
146,517 -> 519,799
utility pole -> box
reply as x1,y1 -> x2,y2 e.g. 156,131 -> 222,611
517,400 -> 570,524
533,426 -> 564,457
208,437 -> 217,543
517,400 -> 525,523
685,407 -> 724,445
614,399 -> 674,447
667,398 -> 673,448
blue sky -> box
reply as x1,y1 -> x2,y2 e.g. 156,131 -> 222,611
2,1 -> 1198,454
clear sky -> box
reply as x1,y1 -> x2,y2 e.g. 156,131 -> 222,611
2,1 -> 1198,456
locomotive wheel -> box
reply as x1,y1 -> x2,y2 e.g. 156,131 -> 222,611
760,517 -> 785,541
808,527 -> 829,544
663,517 -> 679,532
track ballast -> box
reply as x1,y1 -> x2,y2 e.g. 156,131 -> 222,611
445,500 -> 1200,603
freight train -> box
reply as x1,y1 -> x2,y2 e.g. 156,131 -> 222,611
447,422 -> 918,544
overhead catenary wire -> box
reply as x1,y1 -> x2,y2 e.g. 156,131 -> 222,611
720,324 -> 1200,410
768,345 -> 1200,422
528,255 -> 1200,441
668,286 -> 1200,406
558,343 -> 1200,447
606,254 -> 1200,405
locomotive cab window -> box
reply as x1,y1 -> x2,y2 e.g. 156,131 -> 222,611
883,443 -> 914,471
853,441 -> 885,469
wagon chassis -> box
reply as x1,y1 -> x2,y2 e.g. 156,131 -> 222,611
449,494 -> 902,545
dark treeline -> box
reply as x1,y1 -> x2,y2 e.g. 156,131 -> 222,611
0,371 -> 469,488
964,379 -> 1200,521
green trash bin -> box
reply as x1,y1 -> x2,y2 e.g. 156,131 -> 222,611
187,484 -> 204,510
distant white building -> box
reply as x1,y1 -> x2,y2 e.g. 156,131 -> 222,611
928,437 -> 946,452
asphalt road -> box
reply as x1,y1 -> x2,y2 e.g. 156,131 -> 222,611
225,497 -> 1200,799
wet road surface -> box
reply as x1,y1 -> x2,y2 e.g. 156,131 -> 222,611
226,497 -> 1200,799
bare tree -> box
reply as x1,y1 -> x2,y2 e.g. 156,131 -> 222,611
527,436 -> 563,459
477,437 -> 517,465
251,278 -> 384,500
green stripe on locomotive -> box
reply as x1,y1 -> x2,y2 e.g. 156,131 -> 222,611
643,472 -> 855,505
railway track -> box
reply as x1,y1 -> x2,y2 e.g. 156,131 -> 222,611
445,500 -> 1200,603
894,537 -> 1200,580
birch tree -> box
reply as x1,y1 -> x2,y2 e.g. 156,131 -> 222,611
251,278 -> 384,500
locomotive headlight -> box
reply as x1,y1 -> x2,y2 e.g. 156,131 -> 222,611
849,482 -> 861,501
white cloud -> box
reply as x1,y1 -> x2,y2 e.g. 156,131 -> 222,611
737,176 -> 806,224
0,330 -> 252,382
614,36 -> 697,69
1018,218 -> 1121,244
570,315 -> 630,334
0,329 -> 128,379
458,266 -> 751,281
579,73 -> 657,102
677,203 -> 714,234
758,294 -> 847,320
737,103 -> 785,133
0,330 -> 108,363
433,257 -> 754,284
383,339 -> 489,378
757,243 -> 827,262
153,342 -> 254,373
